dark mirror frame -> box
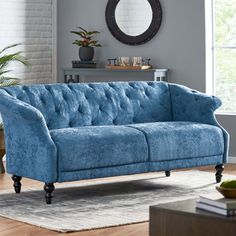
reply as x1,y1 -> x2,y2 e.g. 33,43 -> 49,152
105,0 -> 162,45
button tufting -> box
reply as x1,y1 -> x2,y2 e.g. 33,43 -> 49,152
7,81 -> 185,131
22,86 -> 28,91
120,103 -> 125,109
62,94 -> 67,100
99,105 -> 104,111
125,92 -> 130,98
41,97 -> 46,104
105,92 -> 110,98
129,83 -> 135,88
88,84 -> 95,89
108,83 -> 115,88
148,82 -> 155,87
45,85 -> 50,91
145,91 -> 150,97
68,84 -> 74,90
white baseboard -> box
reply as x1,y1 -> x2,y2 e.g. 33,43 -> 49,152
228,156 -> 236,164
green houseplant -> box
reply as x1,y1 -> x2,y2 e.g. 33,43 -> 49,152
0,43 -> 29,174
71,27 -> 102,61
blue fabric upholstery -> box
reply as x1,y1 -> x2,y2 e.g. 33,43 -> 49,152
50,125 -> 148,172
149,155 -> 223,173
169,84 -> 222,123
58,163 -> 149,183
0,91 -> 57,182
169,83 -> 229,162
58,155 -> 223,183
0,81 -> 229,184
128,122 -> 224,161
1,82 -> 171,129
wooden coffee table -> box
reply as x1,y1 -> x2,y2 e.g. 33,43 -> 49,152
150,199 -> 236,236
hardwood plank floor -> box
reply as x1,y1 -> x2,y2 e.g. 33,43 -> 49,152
0,164 -> 235,236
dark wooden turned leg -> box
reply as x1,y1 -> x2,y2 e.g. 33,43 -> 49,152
12,175 -> 22,193
215,164 -> 224,183
44,183 -> 55,204
165,170 -> 171,177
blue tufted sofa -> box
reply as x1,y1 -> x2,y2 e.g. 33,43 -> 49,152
0,81 -> 229,204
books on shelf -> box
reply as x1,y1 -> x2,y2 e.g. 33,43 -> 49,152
196,192 -> 236,216
72,61 -> 97,68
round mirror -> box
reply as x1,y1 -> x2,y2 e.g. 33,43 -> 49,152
106,0 -> 162,45
115,0 -> 153,37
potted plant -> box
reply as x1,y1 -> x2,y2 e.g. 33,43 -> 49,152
71,27 -> 102,61
0,43 -> 29,174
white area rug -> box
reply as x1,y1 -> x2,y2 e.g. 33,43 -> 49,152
0,170 -> 234,232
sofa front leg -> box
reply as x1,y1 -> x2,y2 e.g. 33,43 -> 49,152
215,164 -> 224,183
12,175 -> 22,193
44,183 -> 55,204
165,171 -> 171,177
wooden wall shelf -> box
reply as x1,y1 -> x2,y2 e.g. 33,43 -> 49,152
63,68 -> 169,83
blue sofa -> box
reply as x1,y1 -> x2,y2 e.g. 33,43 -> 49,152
0,82 -> 229,204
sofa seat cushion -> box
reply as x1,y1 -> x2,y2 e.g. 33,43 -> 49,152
50,125 -> 148,172
128,122 -> 224,162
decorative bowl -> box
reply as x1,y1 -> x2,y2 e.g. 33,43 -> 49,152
216,186 -> 236,198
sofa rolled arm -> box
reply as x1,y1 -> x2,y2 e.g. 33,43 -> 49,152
0,90 -> 57,183
0,91 -> 43,122
168,83 -> 229,163
169,83 -> 221,124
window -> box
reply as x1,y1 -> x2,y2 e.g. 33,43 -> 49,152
212,0 -> 236,113
0,0 -> 56,84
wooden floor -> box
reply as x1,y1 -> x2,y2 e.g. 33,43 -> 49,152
0,164 -> 235,236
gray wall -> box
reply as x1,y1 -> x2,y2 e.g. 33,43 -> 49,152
57,0 -> 205,89
57,0 -> 236,157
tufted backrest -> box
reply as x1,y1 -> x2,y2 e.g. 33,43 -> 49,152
1,81 -> 172,130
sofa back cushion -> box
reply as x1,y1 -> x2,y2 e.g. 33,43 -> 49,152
2,81 -> 172,129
